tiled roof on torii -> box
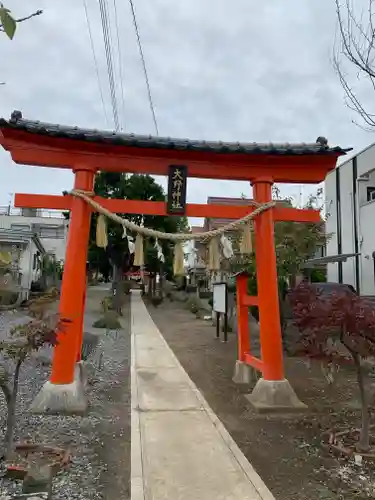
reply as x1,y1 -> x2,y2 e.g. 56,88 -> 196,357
0,110 -> 352,157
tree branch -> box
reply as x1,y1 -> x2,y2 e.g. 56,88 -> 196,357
0,379 -> 11,406
0,9 -> 43,32
0,365 -> 11,406
334,0 -> 375,129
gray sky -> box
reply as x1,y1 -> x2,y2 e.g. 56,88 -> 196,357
0,0 -> 373,223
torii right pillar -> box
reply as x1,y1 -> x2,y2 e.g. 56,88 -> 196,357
233,177 -> 307,412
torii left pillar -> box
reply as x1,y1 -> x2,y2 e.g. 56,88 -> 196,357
31,166 -> 95,414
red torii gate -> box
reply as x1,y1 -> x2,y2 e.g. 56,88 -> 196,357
0,111 -> 350,412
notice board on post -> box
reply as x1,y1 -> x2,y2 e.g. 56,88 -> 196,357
167,165 -> 188,215
212,282 -> 227,314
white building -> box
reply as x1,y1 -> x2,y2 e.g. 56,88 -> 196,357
0,227 -> 45,302
0,207 -> 68,262
325,143 -> 375,296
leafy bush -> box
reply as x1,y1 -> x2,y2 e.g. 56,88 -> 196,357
151,296 -> 163,307
92,311 -> 121,330
101,296 -> 114,313
186,297 -> 201,314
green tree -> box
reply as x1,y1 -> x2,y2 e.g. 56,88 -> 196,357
0,5 -> 42,40
229,187 -> 327,323
88,172 -> 188,279
89,173 -> 188,308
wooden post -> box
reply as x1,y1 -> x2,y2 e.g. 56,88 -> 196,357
77,283 -> 87,362
235,274 -> 249,362
50,167 -> 94,385
252,178 -> 284,381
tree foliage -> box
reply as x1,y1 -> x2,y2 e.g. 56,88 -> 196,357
230,187 -> 326,285
290,283 -> 375,452
0,5 -> 42,40
87,173 -> 188,280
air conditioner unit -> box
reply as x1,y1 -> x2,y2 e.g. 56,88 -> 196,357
370,190 -> 375,201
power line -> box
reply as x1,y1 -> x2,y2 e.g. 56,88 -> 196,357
113,0 -> 126,131
102,0 -> 121,130
82,0 -> 109,126
99,0 -> 120,131
128,0 -> 159,136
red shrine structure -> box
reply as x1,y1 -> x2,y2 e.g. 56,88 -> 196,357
0,111 -> 350,412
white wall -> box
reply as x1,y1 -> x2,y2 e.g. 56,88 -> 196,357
0,215 -> 68,262
325,158 -> 357,289
0,240 -> 39,299
356,143 -> 375,178
339,160 -> 356,288
359,201 -> 375,296
325,169 -> 339,283
325,142 -> 375,295
184,240 -> 196,268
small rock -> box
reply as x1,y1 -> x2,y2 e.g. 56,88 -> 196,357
22,464 -> 52,499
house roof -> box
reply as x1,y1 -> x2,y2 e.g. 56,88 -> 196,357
0,228 -> 45,253
205,197 -> 257,230
0,111 -> 352,157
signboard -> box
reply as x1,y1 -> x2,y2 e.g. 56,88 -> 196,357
212,282 -> 227,314
167,165 -> 188,215
125,271 -> 150,277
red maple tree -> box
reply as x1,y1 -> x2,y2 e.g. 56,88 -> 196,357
290,283 -> 375,452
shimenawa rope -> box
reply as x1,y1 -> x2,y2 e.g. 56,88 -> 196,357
67,189 -> 276,242
64,189 -> 276,275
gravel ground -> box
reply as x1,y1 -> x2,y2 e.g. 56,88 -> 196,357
148,298 -> 375,500
0,292 -> 130,500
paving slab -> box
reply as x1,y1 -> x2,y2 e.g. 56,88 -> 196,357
131,292 -> 276,500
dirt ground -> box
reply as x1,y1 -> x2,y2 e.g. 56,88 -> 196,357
147,298 -> 375,500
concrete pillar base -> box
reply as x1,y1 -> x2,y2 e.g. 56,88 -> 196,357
30,363 -> 87,414
232,360 -> 258,384
76,360 -> 88,388
245,378 -> 307,413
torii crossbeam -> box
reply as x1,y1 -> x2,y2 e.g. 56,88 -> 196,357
0,111 -> 351,413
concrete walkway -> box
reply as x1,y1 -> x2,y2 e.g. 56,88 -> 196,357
131,292 -> 275,500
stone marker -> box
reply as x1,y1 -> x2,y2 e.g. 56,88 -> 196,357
21,464 -> 52,499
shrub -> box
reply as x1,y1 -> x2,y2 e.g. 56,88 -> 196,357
151,296 -> 163,307
92,311 -> 121,330
186,297 -> 201,314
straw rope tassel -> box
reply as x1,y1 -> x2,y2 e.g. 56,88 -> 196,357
96,214 -> 108,248
240,222 -> 253,254
208,237 -> 221,271
173,242 -> 185,276
134,234 -> 144,267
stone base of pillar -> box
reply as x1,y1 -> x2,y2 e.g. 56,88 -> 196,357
76,360 -> 88,388
30,363 -> 87,414
232,360 -> 258,384
245,378 -> 308,413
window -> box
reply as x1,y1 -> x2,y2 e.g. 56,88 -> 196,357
367,187 -> 375,202
11,224 -> 30,232
37,225 -> 65,239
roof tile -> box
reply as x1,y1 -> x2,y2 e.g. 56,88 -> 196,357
0,111 -> 352,157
